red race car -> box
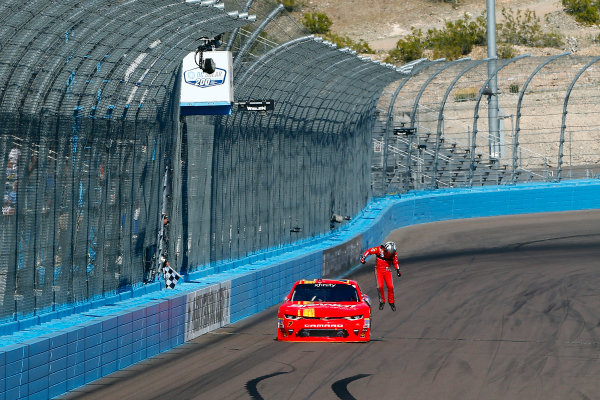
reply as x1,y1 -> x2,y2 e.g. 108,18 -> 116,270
277,279 -> 371,342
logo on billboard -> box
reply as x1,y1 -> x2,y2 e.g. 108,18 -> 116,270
183,67 -> 227,88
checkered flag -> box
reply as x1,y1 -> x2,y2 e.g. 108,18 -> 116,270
162,259 -> 181,289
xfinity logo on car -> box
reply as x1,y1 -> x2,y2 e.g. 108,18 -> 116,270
184,68 -> 226,88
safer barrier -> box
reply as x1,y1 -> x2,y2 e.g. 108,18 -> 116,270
1,180 -> 599,399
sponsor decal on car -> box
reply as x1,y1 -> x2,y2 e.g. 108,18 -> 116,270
300,308 -> 315,317
278,278 -> 371,342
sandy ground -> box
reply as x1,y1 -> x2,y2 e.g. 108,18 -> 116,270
295,1 -> 600,169
301,0 -> 600,56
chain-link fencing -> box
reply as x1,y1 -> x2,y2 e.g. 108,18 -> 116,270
373,54 -> 600,194
0,0 -> 254,321
1,0 -> 599,324
0,0 -> 404,322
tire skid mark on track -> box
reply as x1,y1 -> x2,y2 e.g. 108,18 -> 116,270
298,259 -> 477,393
477,312 -> 506,398
375,335 -> 600,346
513,232 -> 600,249
331,374 -> 371,400
245,371 -> 290,400
401,238 -> 600,266
57,211 -> 600,400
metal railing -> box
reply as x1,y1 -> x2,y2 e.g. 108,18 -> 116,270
374,55 -> 600,194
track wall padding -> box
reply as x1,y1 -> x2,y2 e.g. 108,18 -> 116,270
1,180 -> 599,399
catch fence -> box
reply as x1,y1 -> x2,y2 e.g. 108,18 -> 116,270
0,0 -> 403,322
373,54 -> 600,194
0,0 -> 598,324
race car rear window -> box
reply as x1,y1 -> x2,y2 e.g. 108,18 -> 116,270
291,283 -> 359,302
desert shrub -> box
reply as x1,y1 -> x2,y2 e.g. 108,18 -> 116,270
426,13 -> 487,59
454,87 -> 478,102
278,0 -> 299,12
509,83 -> 520,93
353,39 -> 375,54
300,11 -> 373,54
498,8 -> 564,47
324,33 -> 375,53
498,43 -> 516,59
430,0 -> 460,7
386,8 -> 563,64
386,13 -> 486,62
302,12 -> 332,34
562,0 -> 600,24
384,28 -> 425,63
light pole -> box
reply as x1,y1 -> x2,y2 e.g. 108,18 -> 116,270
487,0 -> 499,161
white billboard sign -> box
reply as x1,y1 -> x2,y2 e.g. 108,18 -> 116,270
180,51 -> 233,115
185,281 -> 231,341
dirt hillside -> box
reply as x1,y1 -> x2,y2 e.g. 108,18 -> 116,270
300,0 -> 600,59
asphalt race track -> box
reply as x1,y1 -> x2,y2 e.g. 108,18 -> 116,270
60,210 -> 600,400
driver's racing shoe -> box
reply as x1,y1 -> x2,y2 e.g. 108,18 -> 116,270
389,303 -> 396,311
379,302 -> 385,310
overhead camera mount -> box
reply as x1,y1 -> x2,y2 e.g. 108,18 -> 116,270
194,34 -> 222,74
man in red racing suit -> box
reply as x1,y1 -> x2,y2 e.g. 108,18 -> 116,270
360,241 -> 401,311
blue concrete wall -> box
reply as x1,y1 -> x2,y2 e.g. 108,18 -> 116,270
229,253 -> 322,323
1,180 -> 599,399
360,181 -> 600,249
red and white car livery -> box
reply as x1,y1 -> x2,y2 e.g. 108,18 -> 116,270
277,279 -> 371,342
